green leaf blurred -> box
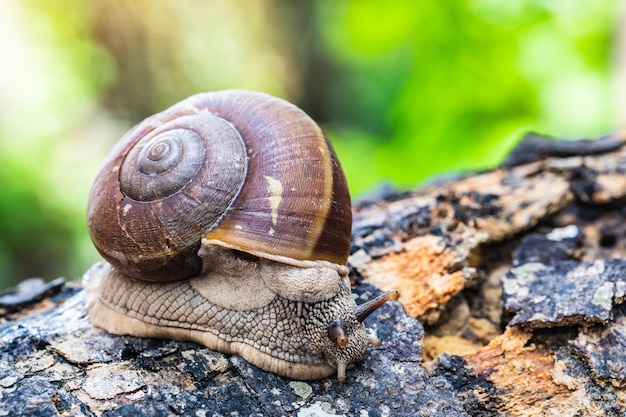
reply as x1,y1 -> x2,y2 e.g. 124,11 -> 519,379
0,0 -> 618,289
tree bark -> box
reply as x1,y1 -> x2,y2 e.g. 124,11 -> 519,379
2,132 -> 626,416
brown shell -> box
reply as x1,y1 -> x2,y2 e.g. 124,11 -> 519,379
87,90 -> 352,282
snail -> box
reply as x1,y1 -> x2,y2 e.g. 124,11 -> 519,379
83,90 -> 399,382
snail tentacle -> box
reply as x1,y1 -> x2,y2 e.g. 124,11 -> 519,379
85,90 -> 398,382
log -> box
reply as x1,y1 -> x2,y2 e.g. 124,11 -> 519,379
2,132 -> 626,416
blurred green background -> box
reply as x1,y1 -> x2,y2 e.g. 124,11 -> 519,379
0,0 -> 621,290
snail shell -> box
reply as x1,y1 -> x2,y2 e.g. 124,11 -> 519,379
84,90 -> 398,381
87,90 -> 351,282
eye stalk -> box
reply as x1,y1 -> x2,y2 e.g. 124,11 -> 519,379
354,290 -> 400,322
328,319 -> 349,347
325,290 -> 400,383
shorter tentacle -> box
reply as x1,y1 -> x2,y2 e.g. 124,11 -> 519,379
336,361 -> 347,383
368,336 -> 382,346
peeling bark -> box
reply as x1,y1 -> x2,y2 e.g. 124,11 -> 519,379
3,132 -> 626,416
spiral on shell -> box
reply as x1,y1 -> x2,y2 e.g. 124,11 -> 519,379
87,90 -> 352,282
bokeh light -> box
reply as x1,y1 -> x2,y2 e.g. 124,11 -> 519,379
0,0 -> 620,289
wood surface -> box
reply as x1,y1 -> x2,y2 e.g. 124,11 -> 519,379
2,132 -> 626,416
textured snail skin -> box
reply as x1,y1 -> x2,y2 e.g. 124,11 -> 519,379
85,90 -> 397,381
84,245 -> 370,381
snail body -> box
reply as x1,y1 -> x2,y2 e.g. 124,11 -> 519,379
84,90 -> 398,381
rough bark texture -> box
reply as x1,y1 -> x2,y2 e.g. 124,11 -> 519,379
3,132 -> 626,416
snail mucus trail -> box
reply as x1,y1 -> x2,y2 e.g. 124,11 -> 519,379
83,90 -> 399,382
